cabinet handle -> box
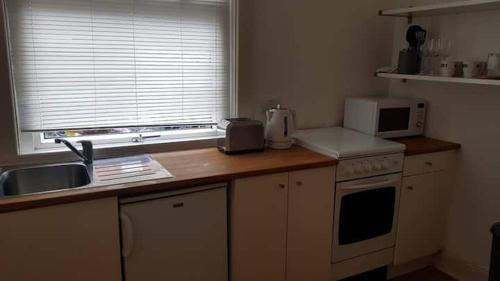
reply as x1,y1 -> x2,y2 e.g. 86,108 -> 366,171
278,184 -> 286,189
173,202 -> 184,208
407,186 -> 414,191
425,162 -> 433,166
120,212 -> 135,258
296,181 -> 303,186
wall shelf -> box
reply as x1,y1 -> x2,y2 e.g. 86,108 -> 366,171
376,72 -> 500,86
379,0 -> 500,18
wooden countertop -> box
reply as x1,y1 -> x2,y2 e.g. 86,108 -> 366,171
391,136 -> 461,156
0,146 -> 337,213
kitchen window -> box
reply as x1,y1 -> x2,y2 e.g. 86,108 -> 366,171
3,0 -> 237,154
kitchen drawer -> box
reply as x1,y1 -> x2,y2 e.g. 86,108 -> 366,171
403,151 -> 455,176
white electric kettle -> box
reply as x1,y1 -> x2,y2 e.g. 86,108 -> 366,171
265,104 -> 294,149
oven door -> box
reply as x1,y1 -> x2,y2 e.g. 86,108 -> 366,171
332,173 -> 401,263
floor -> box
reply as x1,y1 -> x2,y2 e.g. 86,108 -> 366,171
393,267 -> 457,281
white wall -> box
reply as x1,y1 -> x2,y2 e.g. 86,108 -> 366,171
238,0 -> 395,128
389,1 -> 500,279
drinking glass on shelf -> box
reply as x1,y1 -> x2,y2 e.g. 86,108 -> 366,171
419,39 -> 434,75
438,39 -> 452,60
426,38 -> 440,75
436,39 -> 453,76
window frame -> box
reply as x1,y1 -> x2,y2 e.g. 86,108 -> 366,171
3,0 -> 239,155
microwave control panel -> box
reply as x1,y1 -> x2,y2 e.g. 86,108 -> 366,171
415,102 -> 427,129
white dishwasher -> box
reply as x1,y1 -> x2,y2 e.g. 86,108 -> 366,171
119,184 -> 228,281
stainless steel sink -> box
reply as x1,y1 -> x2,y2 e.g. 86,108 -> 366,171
0,163 -> 92,197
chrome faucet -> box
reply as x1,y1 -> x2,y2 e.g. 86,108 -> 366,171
55,139 -> 94,166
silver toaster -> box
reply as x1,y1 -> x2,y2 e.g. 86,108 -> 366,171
217,118 -> 265,154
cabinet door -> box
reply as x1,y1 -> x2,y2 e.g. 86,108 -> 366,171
287,167 -> 336,281
394,173 -> 442,264
0,198 -> 122,281
434,170 -> 452,246
230,173 -> 289,281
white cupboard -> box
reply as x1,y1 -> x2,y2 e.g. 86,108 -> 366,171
230,166 -> 336,281
0,198 -> 122,281
287,167 -> 336,281
394,151 -> 454,265
230,172 -> 289,281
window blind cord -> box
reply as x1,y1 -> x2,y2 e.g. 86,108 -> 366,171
180,2 -> 185,125
90,0 -> 97,127
28,0 -> 43,130
132,1 -> 139,126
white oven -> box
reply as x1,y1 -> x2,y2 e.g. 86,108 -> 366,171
332,163 -> 402,263
292,127 -> 406,279
344,96 -> 427,138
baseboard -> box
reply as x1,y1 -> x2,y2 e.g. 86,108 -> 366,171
434,253 -> 489,281
387,255 -> 434,279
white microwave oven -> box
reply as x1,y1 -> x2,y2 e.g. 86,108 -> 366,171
344,97 -> 427,138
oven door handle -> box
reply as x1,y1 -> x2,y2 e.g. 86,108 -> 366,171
339,179 -> 397,191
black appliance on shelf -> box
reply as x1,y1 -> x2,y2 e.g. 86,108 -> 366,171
398,25 -> 426,74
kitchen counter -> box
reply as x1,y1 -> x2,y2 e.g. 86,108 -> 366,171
0,146 -> 337,213
392,136 -> 461,156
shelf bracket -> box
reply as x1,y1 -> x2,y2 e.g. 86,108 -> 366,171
378,8 -> 413,24
378,13 -> 413,24
407,13 -> 413,24
406,5 -> 414,24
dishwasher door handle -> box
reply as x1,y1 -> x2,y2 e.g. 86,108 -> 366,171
120,212 -> 135,258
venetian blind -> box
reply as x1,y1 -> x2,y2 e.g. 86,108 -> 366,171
5,0 -> 230,132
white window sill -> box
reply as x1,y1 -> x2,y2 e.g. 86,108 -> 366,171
19,129 -> 225,156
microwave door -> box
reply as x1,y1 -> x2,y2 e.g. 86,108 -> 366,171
377,107 -> 411,136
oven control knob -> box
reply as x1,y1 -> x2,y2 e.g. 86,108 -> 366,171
380,160 -> 390,170
372,161 -> 382,171
342,165 -> 354,177
353,163 -> 363,174
362,161 -> 372,172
